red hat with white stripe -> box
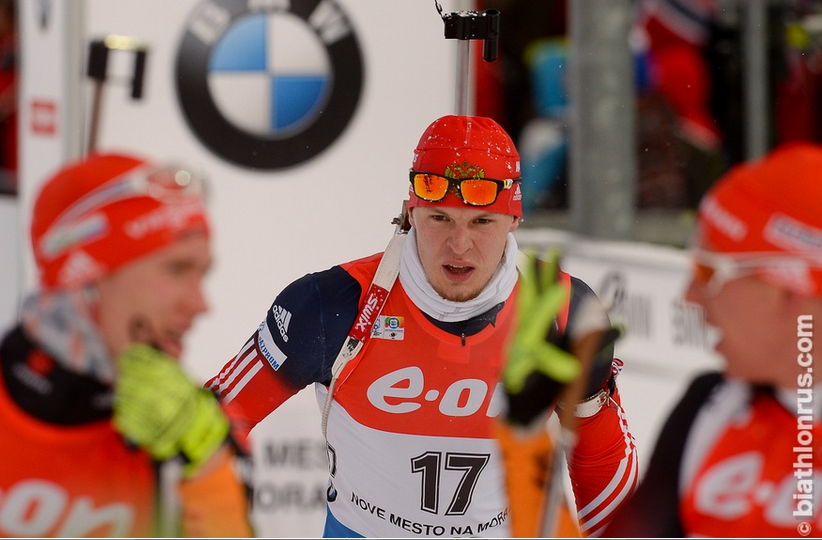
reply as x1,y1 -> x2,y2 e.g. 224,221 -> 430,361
31,152 -> 210,290
696,141 -> 822,295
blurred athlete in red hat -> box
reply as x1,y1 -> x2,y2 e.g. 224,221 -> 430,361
606,142 -> 822,537
0,152 -> 253,537
208,115 -> 638,538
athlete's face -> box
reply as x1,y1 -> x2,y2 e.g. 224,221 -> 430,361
409,205 -> 519,302
684,243 -> 816,389
95,233 -> 212,360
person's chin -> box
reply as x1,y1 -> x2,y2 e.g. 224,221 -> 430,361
439,285 -> 482,303
722,360 -> 759,385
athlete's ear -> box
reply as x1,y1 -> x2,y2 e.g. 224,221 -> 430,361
509,216 -> 520,233
407,206 -> 417,228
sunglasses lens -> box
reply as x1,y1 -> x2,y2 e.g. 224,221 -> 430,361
460,179 -> 499,206
411,173 -> 511,206
692,260 -> 716,287
412,173 -> 449,202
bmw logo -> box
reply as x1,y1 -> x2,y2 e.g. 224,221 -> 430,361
175,0 -> 364,170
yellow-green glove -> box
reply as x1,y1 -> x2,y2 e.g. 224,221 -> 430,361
503,249 -> 581,427
113,343 -> 230,478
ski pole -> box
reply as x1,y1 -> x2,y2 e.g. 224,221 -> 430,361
541,324 -> 607,537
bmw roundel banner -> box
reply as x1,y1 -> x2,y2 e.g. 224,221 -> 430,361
175,0 -> 364,169
20,0 -> 469,536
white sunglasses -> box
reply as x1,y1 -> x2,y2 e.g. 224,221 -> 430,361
691,248 -> 822,295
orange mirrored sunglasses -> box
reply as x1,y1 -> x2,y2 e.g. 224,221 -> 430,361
410,171 -> 516,207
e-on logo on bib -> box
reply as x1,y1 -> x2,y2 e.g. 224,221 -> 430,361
175,0 -> 364,169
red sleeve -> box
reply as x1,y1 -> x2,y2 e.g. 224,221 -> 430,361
206,333 -> 301,451
565,386 -> 639,537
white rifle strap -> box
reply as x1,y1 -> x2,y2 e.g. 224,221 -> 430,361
321,203 -> 410,439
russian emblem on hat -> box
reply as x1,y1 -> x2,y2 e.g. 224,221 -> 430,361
408,115 -> 523,218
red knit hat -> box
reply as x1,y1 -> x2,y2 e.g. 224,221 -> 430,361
31,152 -> 210,290
696,141 -> 822,295
407,115 -> 523,218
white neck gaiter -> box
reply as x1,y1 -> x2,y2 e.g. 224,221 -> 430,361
399,227 -> 519,322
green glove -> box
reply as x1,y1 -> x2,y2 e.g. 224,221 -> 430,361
503,249 -> 581,427
113,343 -> 230,477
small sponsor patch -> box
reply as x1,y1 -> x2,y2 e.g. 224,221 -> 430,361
57,250 -> 106,288
271,304 -> 292,342
701,194 -> 747,241
124,200 -> 204,239
371,315 -> 405,340
764,213 -> 822,252
41,214 -> 108,259
257,321 -> 287,370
